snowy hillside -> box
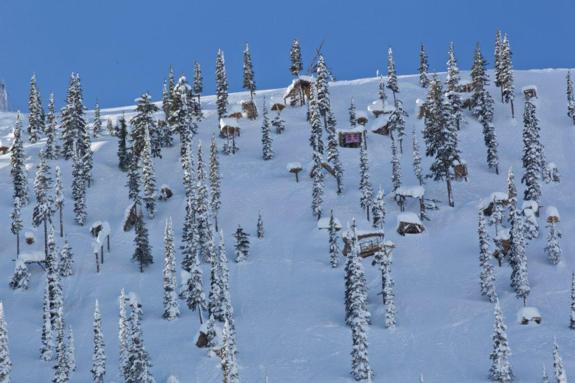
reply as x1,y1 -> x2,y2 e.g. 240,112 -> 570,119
1,68 -> 575,382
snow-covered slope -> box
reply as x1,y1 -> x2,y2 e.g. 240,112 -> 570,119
1,69 -> 574,382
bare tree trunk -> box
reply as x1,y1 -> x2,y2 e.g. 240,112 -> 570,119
59,207 -> 64,238
44,219 -> 48,259
107,235 -> 110,252
100,245 -> 104,264
16,232 -> 20,256
366,207 -> 370,221
95,251 -> 100,273
214,215 -> 219,232
510,100 -> 515,119
198,309 -> 204,324
447,178 -> 454,207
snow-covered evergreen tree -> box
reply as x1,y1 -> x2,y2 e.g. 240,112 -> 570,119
131,93 -> 159,160
124,298 -> 154,383
272,111 -> 286,134
185,253 -> 207,324
412,131 -> 424,186
233,225 -> 250,263
424,76 -> 459,207
170,76 -> 198,158
371,187 -> 385,230
28,74 -> 45,143
500,34 -> 515,117
256,212 -> 264,239
118,289 -> 129,379
349,98 -> 357,127
446,42 -> 460,92
419,44 -> 429,88
289,39 -> 303,77
32,156 -> 53,258
59,240 -> 73,278
328,209 -> 339,268
9,259 -> 30,290
141,126 -> 157,218
10,113 -> 28,205
316,54 -> 331,119
126,149 -> 140,207
243,43 -> 257,104
522,97 -> 543,203
544,221 -> 562,265
52,306 -> 69,383
44,93 -> 57,160
106,118 -> 114,136
308,90 -> 324,155
391,138 -> 401,192
92,102 -> 102,138
345,221 -> 371,327
71,151 -> 87,225
60,73 -> 87,161
10,196 -> 23,256
66,327 -> 75,373
494,30 -> 503,90
389,100 -> 407,152
311,139 -> 324,220
209,135 -> 222,231
489,300 -> 512,383
162,218 -> 180,320
54,166 -> 64,237
133,207 -> 153,272
553,341 -> 567,383
91,300 -> 106,383
117,115 -> 130,171
347,225 -> 373,379
40,281 -> 52,361
510,213 -> 530,305
208,236 -> 226,322
469,44 -> 499,174
479,212 -> 497,303
193,61 -> 203,106
359,143 -> 373,220
261,99 -> 273,160
567,71 -> 575,124
0,303 -> 11,383
215,49 -> 229,120
326,109 -> 344,194
387,48 -> 399,102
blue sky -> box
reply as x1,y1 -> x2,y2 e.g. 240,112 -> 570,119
0,0 -> 573,111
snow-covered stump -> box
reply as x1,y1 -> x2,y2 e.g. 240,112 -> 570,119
517,306 -> 542,325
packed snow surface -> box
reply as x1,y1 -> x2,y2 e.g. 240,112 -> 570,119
1,69 -> 575,382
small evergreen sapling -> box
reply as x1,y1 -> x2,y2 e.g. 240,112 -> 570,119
570,272 -> 575,329
256,212 -> 264,239
9,260 -> 30,290
234,226 -> 250,263
553,341 -> 567,383
544,221 -> 562,265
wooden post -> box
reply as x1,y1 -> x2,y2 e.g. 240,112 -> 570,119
95,251 -> 100,273
107,235 -> 110,252
100,245 -> 104,265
